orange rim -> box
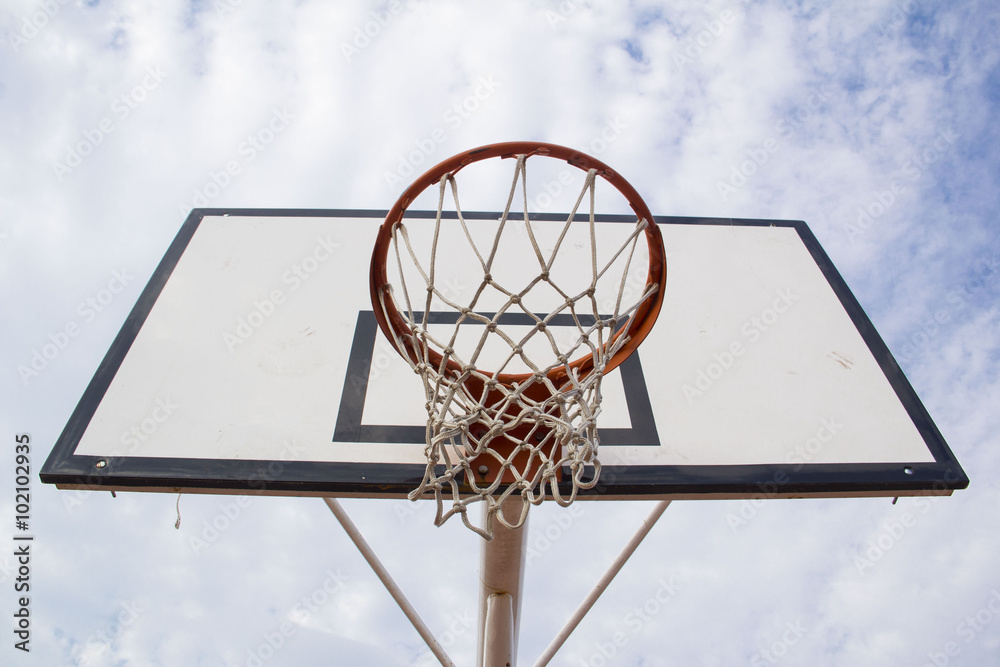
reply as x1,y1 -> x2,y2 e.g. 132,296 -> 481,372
370,141 -> 666,391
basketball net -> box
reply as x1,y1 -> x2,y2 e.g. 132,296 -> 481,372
373,148 -> 663,539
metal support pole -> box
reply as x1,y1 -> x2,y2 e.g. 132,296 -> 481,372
324,497 -> 456,667
478,499 -> 529,667
532,500 -> 671,667
483,592 -> 515,666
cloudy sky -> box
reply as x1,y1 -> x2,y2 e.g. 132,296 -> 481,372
2,0 -> 999,665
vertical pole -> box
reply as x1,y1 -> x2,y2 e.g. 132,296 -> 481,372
477,499 -> 528,667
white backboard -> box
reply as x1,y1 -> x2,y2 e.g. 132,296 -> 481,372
41,209 -> 968,499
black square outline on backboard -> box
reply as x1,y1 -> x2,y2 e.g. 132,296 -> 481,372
332,310 -> 660,447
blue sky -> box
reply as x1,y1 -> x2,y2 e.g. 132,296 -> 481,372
1,1 -> 998,665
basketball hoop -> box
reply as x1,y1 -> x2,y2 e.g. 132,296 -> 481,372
370,142 -> 666,538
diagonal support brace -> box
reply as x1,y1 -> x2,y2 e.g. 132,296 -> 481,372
324,497 -> 456,667
532,500 -> 672,667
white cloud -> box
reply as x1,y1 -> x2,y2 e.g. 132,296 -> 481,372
3,0 -> 997,664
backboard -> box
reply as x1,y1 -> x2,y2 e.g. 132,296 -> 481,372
41,208 -> 968,500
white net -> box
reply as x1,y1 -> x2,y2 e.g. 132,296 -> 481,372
376,154 -> 660,539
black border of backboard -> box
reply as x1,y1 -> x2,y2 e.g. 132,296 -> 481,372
40,209 -> 969,499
